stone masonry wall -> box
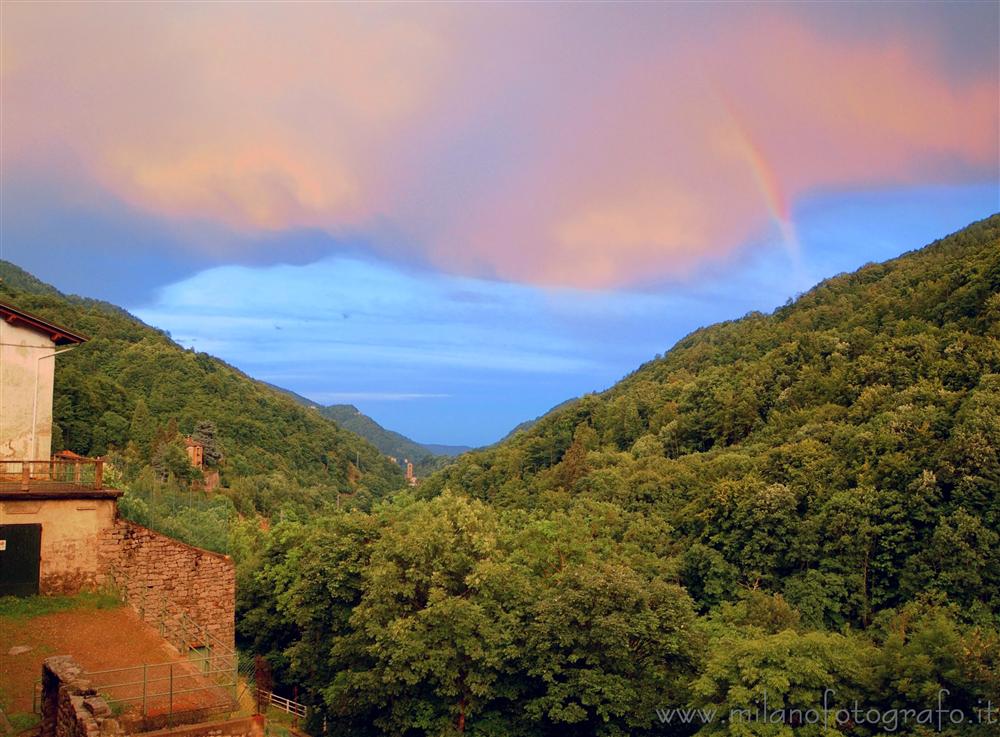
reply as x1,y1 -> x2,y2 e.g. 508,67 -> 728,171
41,656 -> 119,737
97,518 -> 235,651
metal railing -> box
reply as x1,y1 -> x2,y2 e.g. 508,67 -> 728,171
0,458 -> 105,491
84,655 -> 236,731
92,567 -> 244,730
257,690 -> 307,720
98,562 -> 305,731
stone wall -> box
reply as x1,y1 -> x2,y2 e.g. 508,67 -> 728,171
41,656 -> 119,737
98,518 -> 235,651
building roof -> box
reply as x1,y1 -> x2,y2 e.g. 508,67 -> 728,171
0,300 -> 89,345
53,449 -> 87,460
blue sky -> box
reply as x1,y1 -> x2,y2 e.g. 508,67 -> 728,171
122,184 -> 993,446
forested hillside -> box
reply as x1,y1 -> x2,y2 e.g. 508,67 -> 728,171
0,261 -> 404,513
239,216 -> 1000,736
423,214 -> 1000,623
497,397 -> 576,443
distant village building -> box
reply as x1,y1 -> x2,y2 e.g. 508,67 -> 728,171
0,301 -> 88,461
404,459 -> 418,486
183,435 -> 222,491
184,436 -> 204,469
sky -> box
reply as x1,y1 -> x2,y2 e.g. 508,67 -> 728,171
1,2 -> 997,446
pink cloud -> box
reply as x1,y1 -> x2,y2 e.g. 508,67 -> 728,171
2,3 -> 450,233
2,4 -> 996,286
420,11 -> 997,287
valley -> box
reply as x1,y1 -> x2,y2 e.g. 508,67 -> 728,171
2,216 -> 997,735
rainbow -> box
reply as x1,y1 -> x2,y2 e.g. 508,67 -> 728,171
706,79 -> 802,265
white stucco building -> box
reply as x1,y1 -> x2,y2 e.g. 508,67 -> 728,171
0,300 -> 87,461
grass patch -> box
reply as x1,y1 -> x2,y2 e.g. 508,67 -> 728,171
8,711 -> 41,734
0,592 -> 121,621
264,705 -> 308,734
1,685 -> 42,736
265,720 -> 295,737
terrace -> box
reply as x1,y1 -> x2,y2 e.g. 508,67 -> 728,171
0,457 -> 116,497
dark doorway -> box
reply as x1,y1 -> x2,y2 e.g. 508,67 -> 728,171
0,524 -> 42,596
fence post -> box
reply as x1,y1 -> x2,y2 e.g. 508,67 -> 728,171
142,663 -> 148,716
94,458 -> 104,490
168,663 -> 174,727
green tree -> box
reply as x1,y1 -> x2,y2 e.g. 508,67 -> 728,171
91,410 -> 129,455
129,397 -> 155,460
151,437 -> 197,482
192,419 -> 223,467
691,629 -> 871,736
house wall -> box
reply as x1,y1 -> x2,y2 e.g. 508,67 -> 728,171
0,496 -> 119,594
0,319 -> 57,461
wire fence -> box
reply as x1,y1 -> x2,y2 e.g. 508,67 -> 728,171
84,655 -> 235,732
116,480 -> 235,555
42,560 -> 309,734
85,571 -> 249,731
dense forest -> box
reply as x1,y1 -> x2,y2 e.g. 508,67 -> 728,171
0,261 -> 404,526
237,216 -> 1000,735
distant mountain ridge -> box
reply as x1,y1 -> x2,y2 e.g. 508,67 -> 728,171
421,442 -> 475,457
265,383 -> 473,473
321,405 -> 472,459
268,383 -> 584,463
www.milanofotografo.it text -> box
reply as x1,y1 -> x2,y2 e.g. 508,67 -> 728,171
655,689 -> 998,732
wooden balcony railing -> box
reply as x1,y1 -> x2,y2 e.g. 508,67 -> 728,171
0,458 -> 105,492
